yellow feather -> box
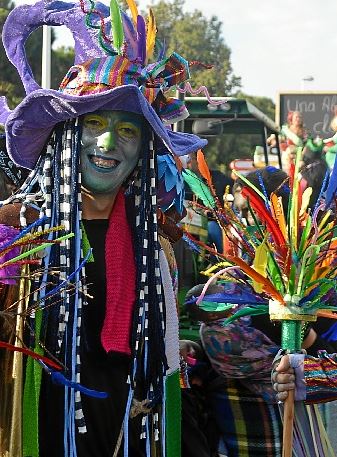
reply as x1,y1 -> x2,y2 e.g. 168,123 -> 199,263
146,8 -> 156,61
252,240 -> 268,293
201,262 -> 233,278
299,186 -> 312,216
125,0 -> 138,25
318,210 -> 332,232
270,193 -> 287,240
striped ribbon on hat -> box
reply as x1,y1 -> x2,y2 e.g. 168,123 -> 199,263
59,52 -> 190,125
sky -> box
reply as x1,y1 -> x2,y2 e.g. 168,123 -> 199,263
17,0 -> 337,102
155,0 -> 337,102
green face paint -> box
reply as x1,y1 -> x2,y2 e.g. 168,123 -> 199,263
81,110 -> 143,194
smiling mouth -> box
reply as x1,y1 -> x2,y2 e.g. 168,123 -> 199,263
89,155 -> 121,170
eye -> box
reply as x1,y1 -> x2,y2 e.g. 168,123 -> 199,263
83,115 -> 108,132
116,122 -> 140,139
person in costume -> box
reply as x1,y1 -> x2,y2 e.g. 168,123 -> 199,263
0,1 -> 208,456
183,166 -> 337,456
280,111 -> 307,174
323,109 -> 337,171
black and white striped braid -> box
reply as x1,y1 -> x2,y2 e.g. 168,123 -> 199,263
27,142 -> 54,349
130,129 -> 168,444
33,121 -> 87,437
56,120 -> 86,434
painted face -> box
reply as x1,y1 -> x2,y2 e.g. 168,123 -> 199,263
80,110 -> 143,194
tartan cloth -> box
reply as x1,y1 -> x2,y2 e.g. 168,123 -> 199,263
209,379 -> 282,457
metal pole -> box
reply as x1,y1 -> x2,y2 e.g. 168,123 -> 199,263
275,133 -> 283,169
41,25 -> 51,89
173,90 -> 185,132
262,126 -> 269,165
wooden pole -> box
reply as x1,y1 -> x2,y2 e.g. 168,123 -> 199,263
282,390 -> 295,457
281,320 -> 302,457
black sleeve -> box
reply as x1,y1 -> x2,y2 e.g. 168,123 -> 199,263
251,314 -> 282,345
305,335 -> 337,356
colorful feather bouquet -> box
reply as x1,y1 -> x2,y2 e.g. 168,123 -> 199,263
182,148 -> 337,456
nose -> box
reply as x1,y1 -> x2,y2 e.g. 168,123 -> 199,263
97,132 -> 116,152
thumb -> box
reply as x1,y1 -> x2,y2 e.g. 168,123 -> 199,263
276,354 -> 290,372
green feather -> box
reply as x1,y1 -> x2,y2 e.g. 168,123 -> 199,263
232,170 -> 266,201
182,169 -> 216,209
223,305 -> 269,325
198,301 -> 235,313
267,256 -> 285,294
302,245 -> 320,291
110,0 -> 124,53
288,264 -> 297,295
0,233 -> 74,267
298,215 -> 312,257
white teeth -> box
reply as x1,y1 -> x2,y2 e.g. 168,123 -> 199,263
91,156 -> 119,169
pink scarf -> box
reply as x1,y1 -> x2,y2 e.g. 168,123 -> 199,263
101,190 -> 136,355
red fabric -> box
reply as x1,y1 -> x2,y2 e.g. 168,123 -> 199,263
101,190 -> 136,355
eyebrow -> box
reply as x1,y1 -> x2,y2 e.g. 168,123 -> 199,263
117,119 -> 142,128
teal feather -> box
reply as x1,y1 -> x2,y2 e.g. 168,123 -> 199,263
182,169 -> 216,209
110,0 -> 124,53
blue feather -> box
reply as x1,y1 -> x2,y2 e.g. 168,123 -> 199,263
136,15 -> 146,64
325,157 -> 337,205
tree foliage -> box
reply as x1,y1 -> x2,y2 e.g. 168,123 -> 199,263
145,0 -> 275,169
0,0 -> 74,108
148,0 -> 241,95
0,0 -> 275,169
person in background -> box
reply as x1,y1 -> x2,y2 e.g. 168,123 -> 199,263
323,106 -> 337,170
280,111 -> 307,174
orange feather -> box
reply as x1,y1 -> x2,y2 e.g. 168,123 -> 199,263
197,149 -> 213,188
317,310 -> 337,319
226,255 -> 285,304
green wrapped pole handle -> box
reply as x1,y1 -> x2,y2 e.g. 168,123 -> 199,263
281,320 -> 302,457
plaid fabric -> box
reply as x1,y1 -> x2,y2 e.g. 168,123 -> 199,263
210,379 -> 282,457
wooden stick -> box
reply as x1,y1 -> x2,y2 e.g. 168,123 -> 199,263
282,389 -> 295,457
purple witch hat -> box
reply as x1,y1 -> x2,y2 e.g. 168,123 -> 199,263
0,0 -> 207,169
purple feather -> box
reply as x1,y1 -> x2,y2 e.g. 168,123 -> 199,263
0,224 -> 20,284
121,12 -> 138,60
136,15 -> 146,64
